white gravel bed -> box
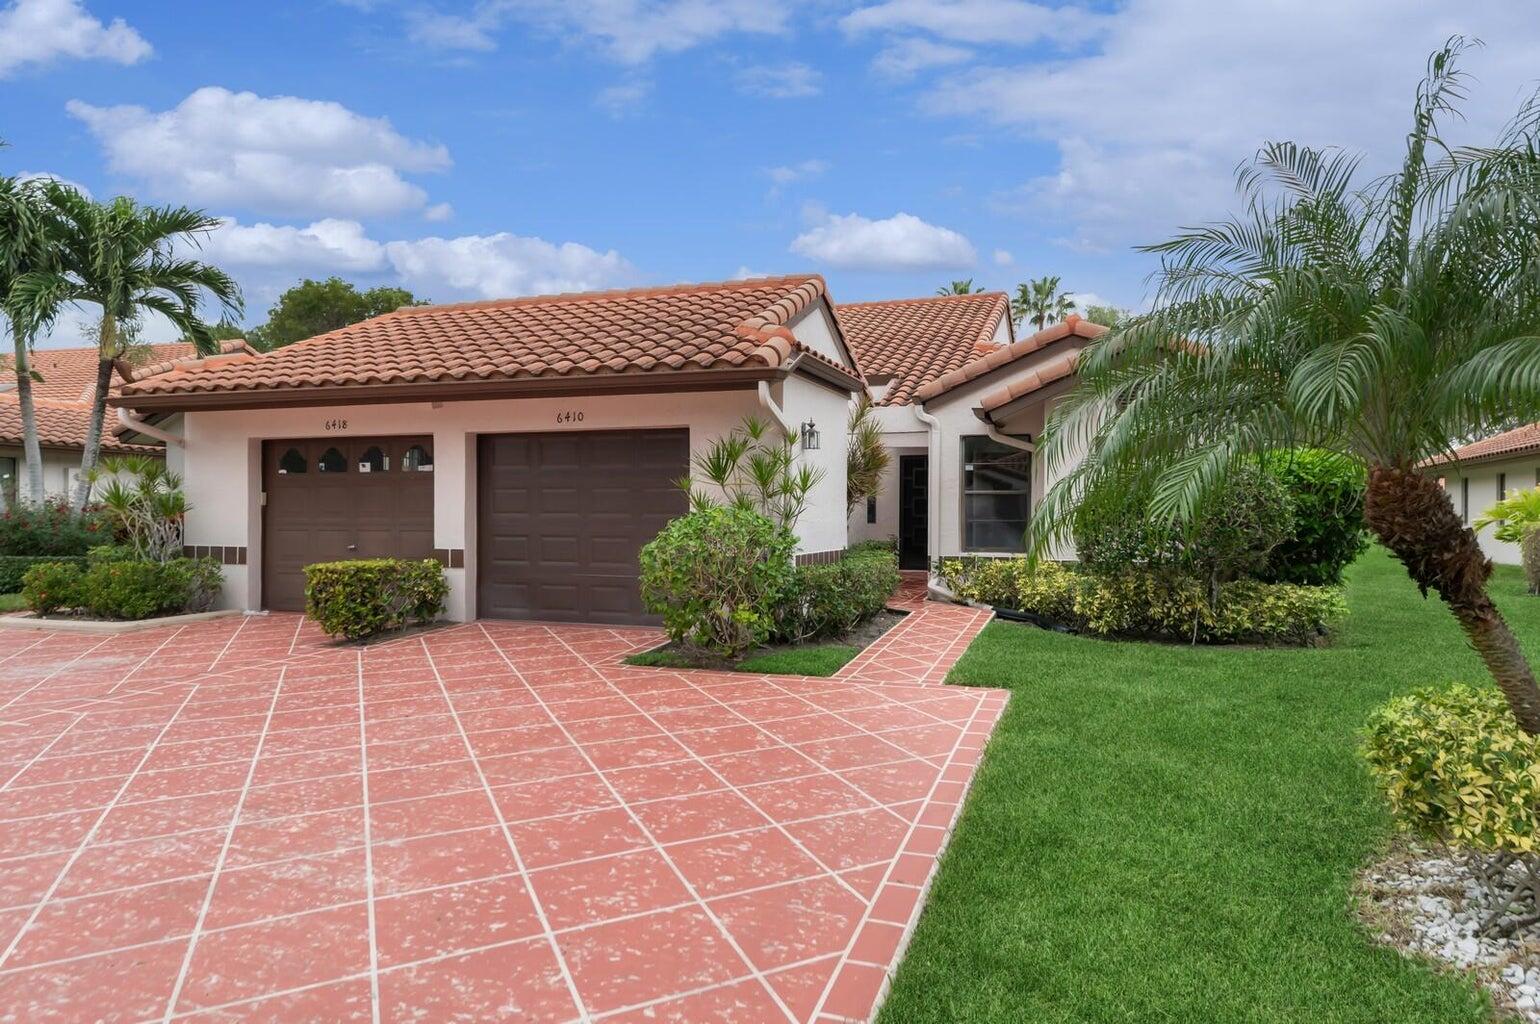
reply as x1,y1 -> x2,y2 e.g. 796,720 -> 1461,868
1361,843 -> 1540,1020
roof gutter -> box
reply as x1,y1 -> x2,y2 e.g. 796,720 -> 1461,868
116,407 -> 184,448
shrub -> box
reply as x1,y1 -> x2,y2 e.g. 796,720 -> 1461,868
772,546 -> 900,643
1260,450 -> 1368,585
937,558 -> 1343,645
0,499 -> 107,557
639,506 -> 794,657
91,455 -> 188,562
1362,684 -> 1540,853
304,559 -> 447,641
0,554 -> 87,593
78,559 -> 197,620
86,544 -> 136,565
21,561 -> 84,615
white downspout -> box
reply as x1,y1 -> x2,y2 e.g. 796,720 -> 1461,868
116,407 -> 184,448
757,378 -> 795,436
984,423 -> 1034,454
913,402 -> 941,571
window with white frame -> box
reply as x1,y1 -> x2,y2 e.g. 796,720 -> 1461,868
962,436 -> 1031,552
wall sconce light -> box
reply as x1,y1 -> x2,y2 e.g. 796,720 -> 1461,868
800,420 -> 821,451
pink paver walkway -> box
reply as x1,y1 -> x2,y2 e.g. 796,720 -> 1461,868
0,595 -> 1001,1023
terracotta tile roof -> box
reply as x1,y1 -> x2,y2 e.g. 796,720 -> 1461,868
1424,423 -> 1540,467
119,276 -> 859,403
0,397 -> 158,453
912,314 -> 1106,404
978,349 -> 1080,417
837,293 -> 1010,407
12,343 -> 201,404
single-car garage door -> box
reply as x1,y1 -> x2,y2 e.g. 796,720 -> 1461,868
477,429 -> 688,624
262,437 -> 435,611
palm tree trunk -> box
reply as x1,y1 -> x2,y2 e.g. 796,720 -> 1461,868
1364,462 -> 1540,734
73,357 -> 113,512
13,333 -> 45,504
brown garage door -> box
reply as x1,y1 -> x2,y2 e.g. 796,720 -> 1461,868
261,437 -> 435,612
477,429 -> 688,625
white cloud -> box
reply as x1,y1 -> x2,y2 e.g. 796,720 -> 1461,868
735,63 -> 822,99
765,159 -> 827,190
791,211 -> 976,271
67,86 -> 450,219
872,37 -> 972,79
404,0 -> 792,64
0,0 -> 150,77
918,2 -> 1540,251
595,80 -> 652,117
842,0 -> 1105,47
992,248 -> 1013,266
383,233 -> 633,299
201,218 -> 388,274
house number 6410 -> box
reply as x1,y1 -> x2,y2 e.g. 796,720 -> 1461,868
555,410 -> 585,424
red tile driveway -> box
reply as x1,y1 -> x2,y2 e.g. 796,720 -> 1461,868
0,598 -> 1000,1023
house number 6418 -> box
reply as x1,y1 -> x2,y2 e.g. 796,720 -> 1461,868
555,410 -> 585,424
324,418 -> 349,431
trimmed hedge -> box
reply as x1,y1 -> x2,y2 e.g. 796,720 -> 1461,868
1362,684 -> 1539,853
938,557 -> 1344,645
0,499 -> 108,557
19,557 -> 224,620
304,559 -> 448,641
772,546 -> 900,644
1260,449 -> 1368,585
640,506 -> 794,657
0,554 -> 86,593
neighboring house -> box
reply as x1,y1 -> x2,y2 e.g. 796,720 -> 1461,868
113,276 -> 863,623
0,343 -> 224,506
840,295 -> 1106,567
1425,424 -> 1540,565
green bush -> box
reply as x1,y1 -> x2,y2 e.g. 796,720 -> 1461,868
21,561 -> 84,615
639,506 -> 794,657
304,558 -> 448,641
772,546 -> 900,643
0,499 -> 108,557
936,558 -> 1343,645
0,554 -> 87,593
1260,449 -> 1368,585
1362,684 -> 1540,853
86,544 -> 136,565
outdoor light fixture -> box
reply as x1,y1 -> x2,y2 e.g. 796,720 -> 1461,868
800,420 -> 821,450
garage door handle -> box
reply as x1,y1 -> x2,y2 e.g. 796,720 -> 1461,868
347,544 -> 357,551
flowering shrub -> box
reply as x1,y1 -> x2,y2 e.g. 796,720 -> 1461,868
0,498 -> 106,557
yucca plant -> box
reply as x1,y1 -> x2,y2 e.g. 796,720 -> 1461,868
1031,39 -> 1540,731
90,455 -> 188,562
681,416 -> 823,533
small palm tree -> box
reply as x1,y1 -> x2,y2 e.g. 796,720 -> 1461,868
847,397 -> 890,514
1476,488 -> 1540,545
0,174 -> 57,508
1030,39 -> 1540,731
22,185 -> 241,510
1012,275 -> 1075,331
936,279 -> 985,295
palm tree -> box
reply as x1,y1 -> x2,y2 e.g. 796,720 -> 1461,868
847,397 -> 890,514
22,186 -> 240,511
1030,39 -> 1540,731
1012,275 -> 1075,331
936,279 -> 985,295
0,174 -> 55,509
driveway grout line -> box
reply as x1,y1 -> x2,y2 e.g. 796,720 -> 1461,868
354,648 -> 383,1024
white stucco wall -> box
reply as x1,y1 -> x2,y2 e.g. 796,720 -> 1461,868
179,383 -> 849,619
0,446 -> 137,504
1439,457 -> 1540,566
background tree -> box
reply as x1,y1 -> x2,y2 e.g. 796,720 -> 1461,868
23,185 -> 241,511
936,279 -> 985,295
1030,40 -> 1540,731
0,173 -> 59,508
247,277 -> 423,350
1082,304 -> 1131,330
1012,275 -> 1076,331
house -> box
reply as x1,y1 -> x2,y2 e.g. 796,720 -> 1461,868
840,295 -> 1106,567
0,342 -> 232,505
114,276 -> 863,624
1425,424 -> 1540,565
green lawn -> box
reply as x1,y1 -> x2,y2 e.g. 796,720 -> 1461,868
880,548 -> 1528,1024
624,642 -> 859,677
0,593 -> 25,613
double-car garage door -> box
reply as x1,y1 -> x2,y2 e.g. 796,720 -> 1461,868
262,429 -> 687,624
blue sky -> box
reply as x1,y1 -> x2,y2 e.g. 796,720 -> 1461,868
3,0 -> 1538,344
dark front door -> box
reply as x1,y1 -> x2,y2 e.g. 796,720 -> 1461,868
899,454 -> 929,570
477,429 -> 688,625
261,437 -> 435,611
